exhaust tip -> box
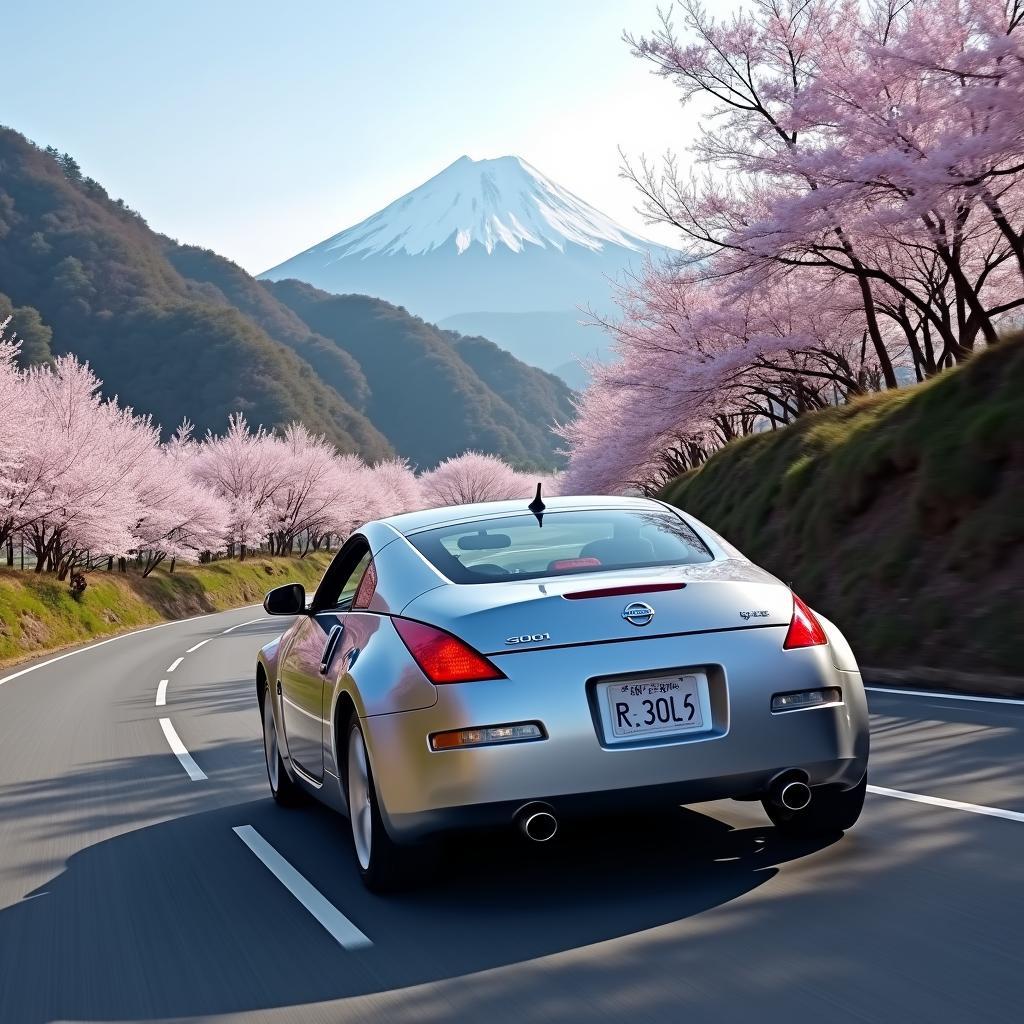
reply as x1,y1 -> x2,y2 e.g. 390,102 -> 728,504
779,780 -> 812,811
524,811 -> 558,842
516,804 -> 558,842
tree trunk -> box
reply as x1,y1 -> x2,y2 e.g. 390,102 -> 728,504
142,552 -> 165,578
31,530 -> 54,574
980,187 -> 1024,287
850,264 -> 899,388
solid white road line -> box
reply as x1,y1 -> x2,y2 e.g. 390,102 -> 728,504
155,679 -> 168,706
185,638 -> 211,654
221,616 -> 270,635
0,605 -> 262,689
232,825 -> 371,950
159,718 -> 207,781
166,657 -> 183,673
868,784 -> 1024,824
865,685 -> 1024,707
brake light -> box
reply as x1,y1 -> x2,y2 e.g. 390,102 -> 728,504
564,582 -> 686,600
549,557 -> 601,571
392,618 -> 505,683
783,594 -> 828,649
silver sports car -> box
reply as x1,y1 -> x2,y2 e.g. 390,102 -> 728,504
257,494 -> 869,890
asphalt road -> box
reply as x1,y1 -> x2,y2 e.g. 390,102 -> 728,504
1,607 -> 1022,1023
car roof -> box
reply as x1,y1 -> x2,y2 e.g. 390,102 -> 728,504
377,494 -> 669,537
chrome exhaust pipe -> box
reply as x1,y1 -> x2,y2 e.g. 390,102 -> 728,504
776,780 -> 812,812
516,803 -> 558,842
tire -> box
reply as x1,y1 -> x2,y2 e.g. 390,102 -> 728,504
262,688 -> 303,806
763,773 -> 867,837
345,719 -> 428,892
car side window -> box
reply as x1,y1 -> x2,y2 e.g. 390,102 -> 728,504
313,541 -> 372,612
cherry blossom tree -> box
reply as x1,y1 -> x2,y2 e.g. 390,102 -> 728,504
560,0 -> 1024,494
419,452 -> 550,506
1,325 -> 546,572
622,0 -> 1024,366
131,430 -> 229,575
259,423 -> 349,556
7,357 -> 156,577
363,459 -> 424,521
190,414 -> 287,558
0,325 -> 29,553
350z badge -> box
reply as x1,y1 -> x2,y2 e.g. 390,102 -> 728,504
505,632 -> 551,645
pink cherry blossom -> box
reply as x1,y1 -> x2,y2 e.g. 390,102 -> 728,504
562,0 -> 1024,494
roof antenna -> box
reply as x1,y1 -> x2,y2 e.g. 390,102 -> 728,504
528,481 -> 546,527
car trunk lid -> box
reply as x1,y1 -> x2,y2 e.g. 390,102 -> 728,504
399,561 -> 793,655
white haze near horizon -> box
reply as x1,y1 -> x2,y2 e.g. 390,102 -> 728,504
2,0 -> 729,274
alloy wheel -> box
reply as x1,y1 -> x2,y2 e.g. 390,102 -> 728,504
264,704 -> 280,793
348,728 -> 373,870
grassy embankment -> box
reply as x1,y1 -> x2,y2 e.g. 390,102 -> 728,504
0,553 -> 332,669
660,333 -> 1023,680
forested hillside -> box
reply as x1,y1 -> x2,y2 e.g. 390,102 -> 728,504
0,128 -> 390,457
0,127 -> 572,467
163,242 -> 372,412
266,280 -> 576,468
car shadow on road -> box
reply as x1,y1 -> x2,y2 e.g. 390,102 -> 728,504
0,786 -> 833,1022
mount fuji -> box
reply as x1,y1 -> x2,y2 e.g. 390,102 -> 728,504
259,156 -> 672,381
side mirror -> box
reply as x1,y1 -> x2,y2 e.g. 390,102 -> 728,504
264,583 -> 306,616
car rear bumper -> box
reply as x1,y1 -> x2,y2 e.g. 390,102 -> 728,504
361,629 -> 870,840
378,758 -> 867,840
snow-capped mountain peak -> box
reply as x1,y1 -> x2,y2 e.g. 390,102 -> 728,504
259,155 -> 672,368
302,154 -> 652,260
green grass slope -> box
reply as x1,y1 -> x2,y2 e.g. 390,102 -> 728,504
0,555 -> 330,669
660,334 -> 1024,675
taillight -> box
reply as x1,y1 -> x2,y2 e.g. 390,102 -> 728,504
783,594 -> 828,650
392,618 -> 505,683
549,557 -> 602,571
564,582 -> 686,600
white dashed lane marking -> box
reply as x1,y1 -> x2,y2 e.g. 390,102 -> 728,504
233,825 -> 371,949
866,685 -> 1024,708
159,718 -> 207,781
221,617 -> 270,635
868,785 -> 1024,824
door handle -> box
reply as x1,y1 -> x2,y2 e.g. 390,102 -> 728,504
319,624 -> 344,675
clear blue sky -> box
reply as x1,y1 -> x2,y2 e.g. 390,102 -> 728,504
5,1 -> 705,273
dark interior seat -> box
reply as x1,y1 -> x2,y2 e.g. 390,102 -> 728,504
465,563 -> 509,576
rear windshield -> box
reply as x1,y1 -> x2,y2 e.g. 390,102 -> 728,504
407,509 -> 713,584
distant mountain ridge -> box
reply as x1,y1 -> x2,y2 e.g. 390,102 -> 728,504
0,127 -> 573,468
265,280 -> 576,469
260,155 -> 672,377
437,311 -> 602,387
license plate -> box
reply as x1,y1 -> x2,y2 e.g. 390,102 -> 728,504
600,674 -> 707,740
